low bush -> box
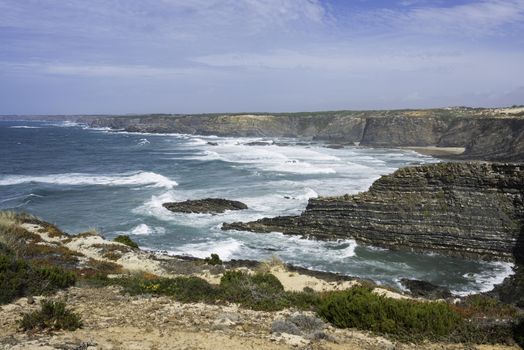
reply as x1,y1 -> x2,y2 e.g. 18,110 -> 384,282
20,299 -> 82,331
272,314 -> 328,340
220,270 -> 287,311
317,286 -> 462,340
0,254 -> 75,305
455,294 -> 518,319
113,235 -> 138,249
114,270 -> 318,312
120,275 -> 218,303
205,253 -> 222,266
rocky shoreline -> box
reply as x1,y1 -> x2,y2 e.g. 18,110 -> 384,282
223,162 -> 524,262
75,107 -> 524,163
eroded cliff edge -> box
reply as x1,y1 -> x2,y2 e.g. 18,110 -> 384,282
83,107 -> 524,162
223,162 -> 524,261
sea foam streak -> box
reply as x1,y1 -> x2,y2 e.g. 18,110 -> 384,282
0,171 -> 177,189
9,125 -> 42,129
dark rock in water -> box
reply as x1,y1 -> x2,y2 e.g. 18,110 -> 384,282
400,279 -> 452,299
163,198 -> 248,214
325,144 -> 345,149
245,141 -> 273,146
207,141 -> 219,146
222,162 -> 524,261
488,264 -> 524,306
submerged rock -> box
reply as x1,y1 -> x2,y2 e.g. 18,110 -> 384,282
245,141 -> 273,146
163,198 -> 248,214
400,279 -> 452,299
223,162 -> 524,261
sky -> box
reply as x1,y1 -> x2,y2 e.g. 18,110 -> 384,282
0,0 -> 523,114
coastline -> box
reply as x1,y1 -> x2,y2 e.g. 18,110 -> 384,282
1,213 -> 522,349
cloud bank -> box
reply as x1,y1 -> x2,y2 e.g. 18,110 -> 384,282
0,0 -> 523,114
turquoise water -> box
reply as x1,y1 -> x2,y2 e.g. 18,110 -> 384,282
0,120 -> 513,294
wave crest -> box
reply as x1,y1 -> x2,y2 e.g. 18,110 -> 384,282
0,171 -> 177,189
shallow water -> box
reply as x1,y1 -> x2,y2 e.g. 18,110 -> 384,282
0,120 -> 513,294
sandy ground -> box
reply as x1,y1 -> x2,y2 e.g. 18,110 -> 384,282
403,146 -> 466,157
495,107 -> 524,115
1,287 -> 520,350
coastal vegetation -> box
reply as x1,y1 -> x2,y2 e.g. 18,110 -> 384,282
204,253 -> 222,265
1,211 -> 523,346
113,234 -> 139,249
20,299 -> 82,331
0,212 -> 76,304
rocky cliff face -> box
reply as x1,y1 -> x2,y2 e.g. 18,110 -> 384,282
223,162 -> 524,261
84,109 -> 524,162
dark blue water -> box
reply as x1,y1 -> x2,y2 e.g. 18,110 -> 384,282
0,120 -> 513,294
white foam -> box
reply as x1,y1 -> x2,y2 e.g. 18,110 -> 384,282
166,238 -> 243,260
133,191 -> 178,221
86,126 -> 113,132
454,261 -> 515,296
48,121 -> 83,128
9,125 -> 42,129
137,138 -> 150,146
0,171 -> 177,189
129,223 -> 165,236
223,230 -> 359,263
178,136 -> 342,174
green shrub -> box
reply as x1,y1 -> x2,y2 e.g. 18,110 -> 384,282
113,235 -> 139,249
34,266 -> 76,290
120,275 -> 218,302
317,286 -> 462,340
20,300 -> 82,331
220,270 -> 288,311
115,271 -> 316,312
0,254 -> 75,305
205,253 -> 222,266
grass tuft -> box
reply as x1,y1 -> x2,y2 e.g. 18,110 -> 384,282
20,299 -> 82,331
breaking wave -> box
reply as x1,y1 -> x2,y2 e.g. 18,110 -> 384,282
0,171 -> 177,189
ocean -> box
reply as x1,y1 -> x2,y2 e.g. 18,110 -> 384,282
0,119 -> 513,294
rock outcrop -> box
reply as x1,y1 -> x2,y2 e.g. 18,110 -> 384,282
163,198 -> 248,214
223,162 -> 524,261
400,279 -> 452,299
82,108 -> 524,162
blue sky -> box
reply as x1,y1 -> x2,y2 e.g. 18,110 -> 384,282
0,0 -> 523,114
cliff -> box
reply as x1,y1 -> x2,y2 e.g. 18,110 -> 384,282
83,107 -> 524,162
223,162 -> 524,261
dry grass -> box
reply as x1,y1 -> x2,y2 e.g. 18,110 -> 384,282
257,255 -> 285,273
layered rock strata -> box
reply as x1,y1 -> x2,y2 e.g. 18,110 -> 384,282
223,162 -> 524,260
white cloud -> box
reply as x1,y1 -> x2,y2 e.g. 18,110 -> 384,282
0,62 -> 204,77
0,0 -> 328,40
192,48 -> 466,72
375,0 -> 524,36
